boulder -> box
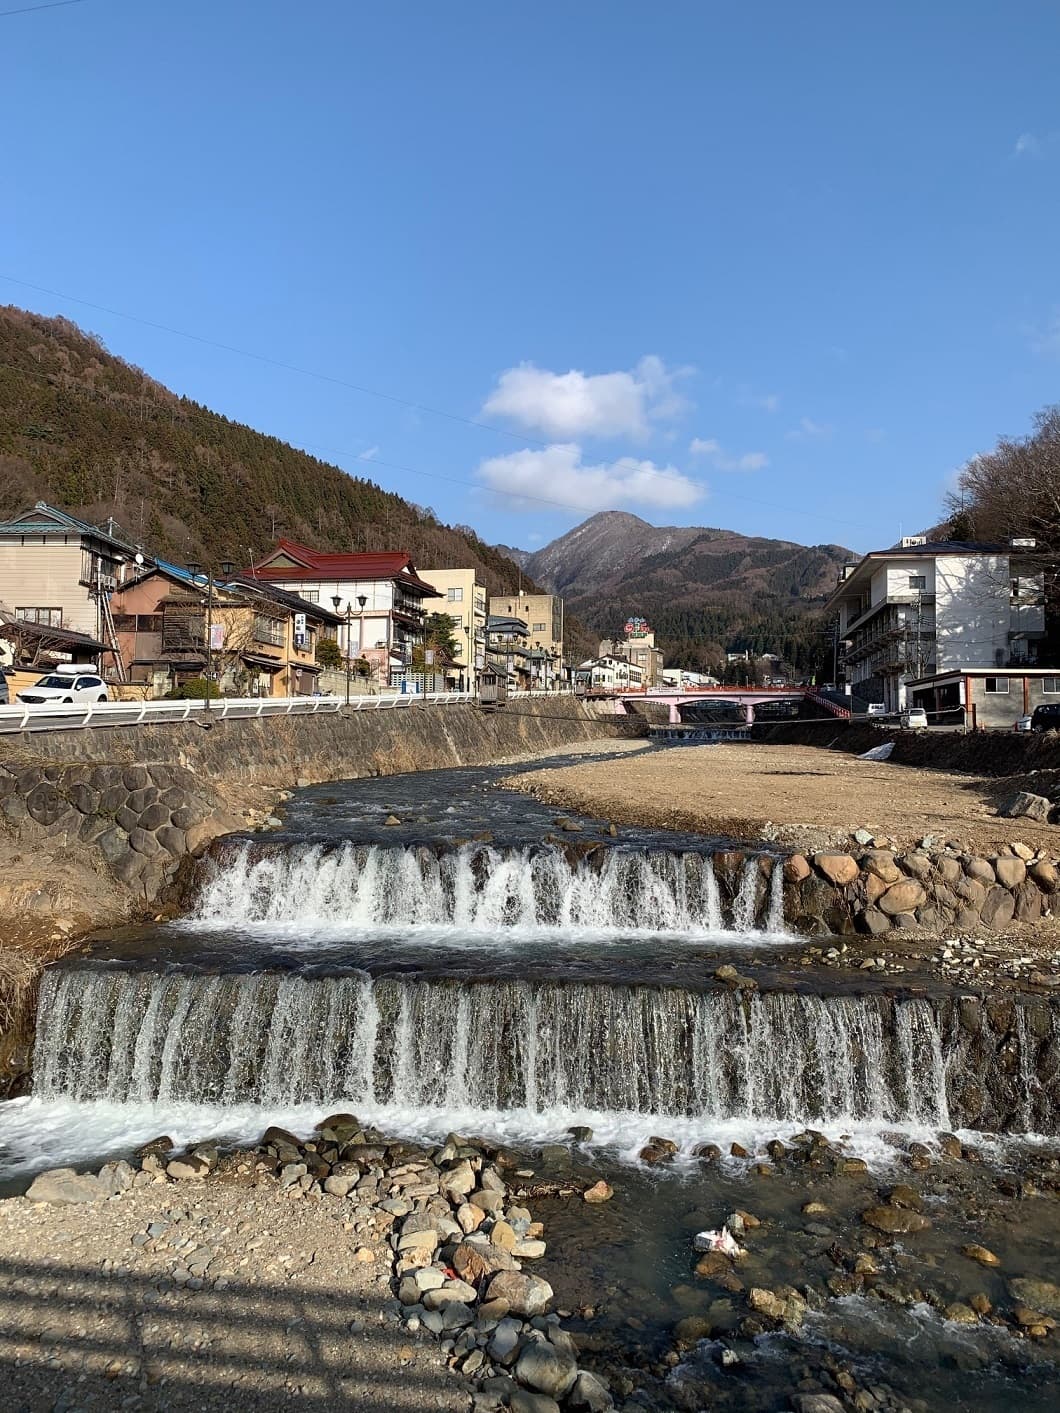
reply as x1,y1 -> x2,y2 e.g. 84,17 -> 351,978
1030,860 -> 1060,893
452,1239 -> 516,1283
814,853 -> 859,886
1009,1277 -> 1060,1316
861,850 -> 901,884
878,879 -> 927,916
167,1154 -> 211,1180
994,856 -> 1027,889
1015,881 -> 1043,923
998,791 -> 1052,823
567,1370 -> 614,1411
901,852 -> 933,880
26,1168 -> 105,1205
583,1180 -> 613,1203
859,907 -> 891,935
980,886 -> 1016,929
861,1205 -> 932,1235
514,1338 -> 578,1399
964,857 -> 995,885
485,1270 -> 554,1317
783,854 -> 811,883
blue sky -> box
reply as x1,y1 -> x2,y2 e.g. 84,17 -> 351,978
3,0 -> 1059,556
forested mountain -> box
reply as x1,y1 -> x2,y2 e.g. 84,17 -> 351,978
514,511 -> 853,672
0,306 -> 526,595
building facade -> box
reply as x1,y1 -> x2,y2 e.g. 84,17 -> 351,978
825,537 -> 1046,711
488,592 -> 563,667
485,614 -> 531,689
909,668 -> 1060,730
0,501 -> 143,678
111,563 -> 339,697
575,656 -> 646,692
419,567 -> 488,688
250,540 -> 437,687
598,631 -> 665,687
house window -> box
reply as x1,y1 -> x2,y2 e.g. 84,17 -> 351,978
1043,677 -> 1060,695
532,622 -> 547,632
301,590 -> 319,604
447,587 -> 464,602
908,575 -> 926,591
984,676 -> 1009,694
253,615 -> 285,646
16,607 -> 62,627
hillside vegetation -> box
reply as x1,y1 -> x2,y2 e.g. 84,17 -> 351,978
0,306 -> 525,596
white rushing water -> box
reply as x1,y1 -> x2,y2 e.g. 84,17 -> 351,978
188,841 -> 787,938
33,968 -> 952,1127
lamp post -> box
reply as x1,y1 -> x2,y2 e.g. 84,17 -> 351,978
187,559 -> 233,712
331,595 -> 354,707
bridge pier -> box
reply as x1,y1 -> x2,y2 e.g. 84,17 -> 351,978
669,703 -> 681,725
744,703 -> 755,725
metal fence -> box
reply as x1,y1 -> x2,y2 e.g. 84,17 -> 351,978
0,691 -> 477,736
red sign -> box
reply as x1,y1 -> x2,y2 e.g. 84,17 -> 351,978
624,616 -> 650,638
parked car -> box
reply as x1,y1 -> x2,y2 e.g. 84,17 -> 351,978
17,666 -> 109,705
1030,703 -> 1060,733
866,702 -> 887,717
1015,714 -> 1034,732
900,706 -> 928,729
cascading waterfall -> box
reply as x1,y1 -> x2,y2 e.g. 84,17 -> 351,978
34,967 -> 968,1127
189,840 -> 785,935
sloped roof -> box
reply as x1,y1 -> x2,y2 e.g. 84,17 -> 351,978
252,539 -> 437,596
0,501 -> 140,552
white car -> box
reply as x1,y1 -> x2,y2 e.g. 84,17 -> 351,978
866,702 -> 888,717
17,667 -> 109,705
900,706 -> 928,729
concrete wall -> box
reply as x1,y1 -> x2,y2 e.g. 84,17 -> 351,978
935,554 -> 1009,672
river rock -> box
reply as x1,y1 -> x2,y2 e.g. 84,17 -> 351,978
980,886 -> 1016,929
1009,1277 -> 1060,1316
567,1369 -> 614,1411
422,1279 -> 478,1309
486,1270 -> 554,1317
815,853 -> 859,886
514,1336 -> 578,1399
998,791 -> 1052,823
1030,860 -> 1059,892
509,1392 -> 562,1413
963,1244 -> 1000,1267
166,1154 -> 211,1180
784,854 -> 811,883
861,850 -> 901,884
487,1316 -> 523,1363
995,856 -> 1027,889
26,1168 -> 105,1205
583,1180 -> 613,1203
878,879 -> 927,916
964,857 -> 995,885
453,1239 -> 516,1283
792,1398 -> 846,1413
861,1206 -> 932,1234
441,1159 -> 476,1196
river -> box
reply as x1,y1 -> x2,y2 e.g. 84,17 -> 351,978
1,752 -> 1058,1409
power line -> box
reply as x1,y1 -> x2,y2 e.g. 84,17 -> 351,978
0,0 -> 88,17
0,279 -> 876,534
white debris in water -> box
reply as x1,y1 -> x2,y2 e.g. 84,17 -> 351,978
693,1228 -> 744,1257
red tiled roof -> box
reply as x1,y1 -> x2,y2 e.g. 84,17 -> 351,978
250,539 -> 437,596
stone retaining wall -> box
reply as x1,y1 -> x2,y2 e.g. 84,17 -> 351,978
0,699 -> 624,927
782,842 -> 1057,936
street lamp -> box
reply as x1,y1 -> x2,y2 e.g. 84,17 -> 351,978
331,595 -> 356,707
187,559 -> 233,712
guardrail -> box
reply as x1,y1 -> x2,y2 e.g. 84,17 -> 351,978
0,691 -> 478,735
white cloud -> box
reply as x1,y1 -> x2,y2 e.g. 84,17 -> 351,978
689,437 -> 768,472
358,445 -> 379,460
1014,132 -> 1040,157
482,355 -> 690,440
785,417 -> 833,442
476,443 -> 705,513
736,387 -> 779,413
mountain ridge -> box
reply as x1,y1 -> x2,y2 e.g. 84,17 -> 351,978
513,511 -> 853,670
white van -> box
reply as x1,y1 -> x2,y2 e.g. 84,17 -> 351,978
900,706 -> 928,729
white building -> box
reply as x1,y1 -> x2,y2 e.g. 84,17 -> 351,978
250,540 -> 437,685
574,655 -> 645,692
419,566 -> 488,686
825,536 -> 1046,710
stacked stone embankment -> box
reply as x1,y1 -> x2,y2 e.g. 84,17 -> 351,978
784,842 -> 1058,937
